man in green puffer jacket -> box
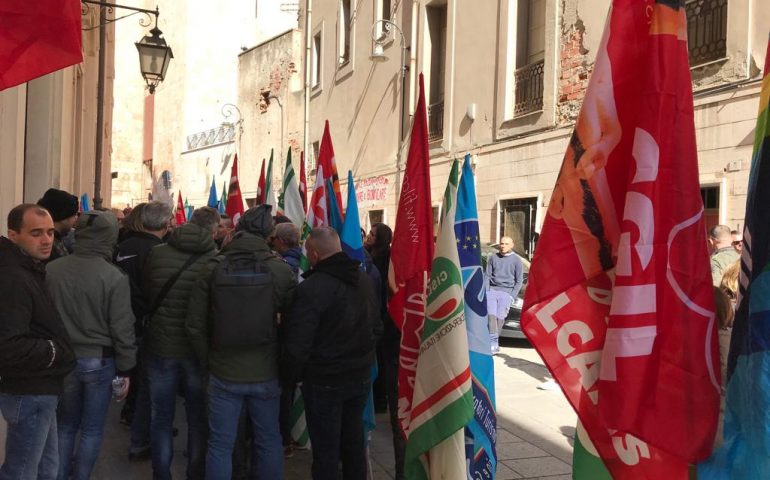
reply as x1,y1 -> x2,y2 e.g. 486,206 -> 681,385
143,206 -> 220,480
186,205 -> 296,480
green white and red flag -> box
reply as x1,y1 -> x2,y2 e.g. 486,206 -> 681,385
277,149 -> 306,229
388,73 -> 434,439
264,149 -> 277,208
521,1 -> 719,479
404,159 -> 473,479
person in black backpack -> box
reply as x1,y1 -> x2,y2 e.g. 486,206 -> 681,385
186,205 -> 296,480
144,206 -> 220,480
282,227 -> 381,480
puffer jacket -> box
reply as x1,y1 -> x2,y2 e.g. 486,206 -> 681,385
282,252 -> 381,386
144,223 -> 217,358
186,231 -> 296,383
47,211 -> 137,373
0,237 -> 75,394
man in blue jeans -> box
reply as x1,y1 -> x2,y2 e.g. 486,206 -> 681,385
144,207 -> 220,480
282,227 -> 381,480
186,205 -> 296,480
47,210 -> 136,480
0,204 -> 76,480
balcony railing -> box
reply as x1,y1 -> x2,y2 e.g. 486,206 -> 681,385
428,100 -> 444,143
686,0 -> 728,67
185,124 -> 236,151
514,60 -> 544,117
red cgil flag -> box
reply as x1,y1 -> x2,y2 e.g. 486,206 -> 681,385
521,1 -> 720,478
175,191 -> 186,225
299,151 -> 308,212
226,154 -> 245,225
257,158 -> 266,205
0,0 -> 83,91
388,73 -> 434,438
318,121 -> 344,222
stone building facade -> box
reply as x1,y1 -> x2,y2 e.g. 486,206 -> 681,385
304,0 -> 769,259
111,0 -> 300,209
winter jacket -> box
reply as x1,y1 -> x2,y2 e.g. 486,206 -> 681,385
281,247 -> 302,276
47,211 -> 137,374
282,252 -> 381,386
0,237 -> 75,395
370,249 -> 400,343
186,232 -> 296,383
144,223 -> 218,358
114,231 -> 164,336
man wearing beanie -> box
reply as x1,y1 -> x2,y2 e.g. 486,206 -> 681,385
46,210 -> 136,480
186,205 -> 296,479
37,188 -> 80,262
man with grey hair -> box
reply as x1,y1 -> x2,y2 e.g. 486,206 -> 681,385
143,206 -> 219,479
113,200 -> 172,459
709,224 -> 740,286
270,222 -> 302,275
282,227 -> 381,480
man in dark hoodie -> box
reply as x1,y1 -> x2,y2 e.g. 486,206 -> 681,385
187,205 -> 296,480
46,210 -> 136,480
0,204 -> 76,480
282,227 -> 381,480
37,188 -> 80,262
143,206 -> 220,480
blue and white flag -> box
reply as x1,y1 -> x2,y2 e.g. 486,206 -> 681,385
339,171 -> 378,435
327,177 -> 344,234
207,177 -> 218,208
698,37 -> 770,480
455,154 -> 497,479
80,193 -> 90,213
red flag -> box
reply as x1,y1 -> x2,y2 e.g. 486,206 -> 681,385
299,151 -> 308,212
388,73 -> 434,437
175,191 -> 186,225
0,0 -> 83,90
521,2 -> 719,478
226,154 -> 245,224
257,158 -> 266,205
318,121 -> 344,221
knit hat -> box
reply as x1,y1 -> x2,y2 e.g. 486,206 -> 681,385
236,205 -> 274,238
37,188 -> 79,222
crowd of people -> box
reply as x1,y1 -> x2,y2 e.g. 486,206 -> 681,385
0,189 -> 403,480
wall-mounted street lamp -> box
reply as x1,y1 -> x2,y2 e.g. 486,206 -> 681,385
82,0 -> 174,94
135,26 -> 174,94
81,0 -> 174,209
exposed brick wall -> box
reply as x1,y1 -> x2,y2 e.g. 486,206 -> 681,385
557,16 -> 591,125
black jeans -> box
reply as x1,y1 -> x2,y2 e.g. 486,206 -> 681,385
302,379 -> 371,480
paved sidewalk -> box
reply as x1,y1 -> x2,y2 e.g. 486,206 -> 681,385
0,339 -> 576,479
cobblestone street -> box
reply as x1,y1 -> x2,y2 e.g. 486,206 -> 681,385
0,339 -> 577,479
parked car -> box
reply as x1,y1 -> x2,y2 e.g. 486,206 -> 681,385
481,243 -> 530,340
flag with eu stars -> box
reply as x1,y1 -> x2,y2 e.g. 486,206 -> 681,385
455,154 -> 497,479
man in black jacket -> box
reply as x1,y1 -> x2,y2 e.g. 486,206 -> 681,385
113,200 -> 171,460
282,227 -> 381,480
0,204 -> 76,479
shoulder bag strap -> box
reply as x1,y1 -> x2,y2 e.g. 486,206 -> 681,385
148,252 -> 206,316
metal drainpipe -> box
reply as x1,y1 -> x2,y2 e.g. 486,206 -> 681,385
303,0 -> 312,168
93,5 -> 107,210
